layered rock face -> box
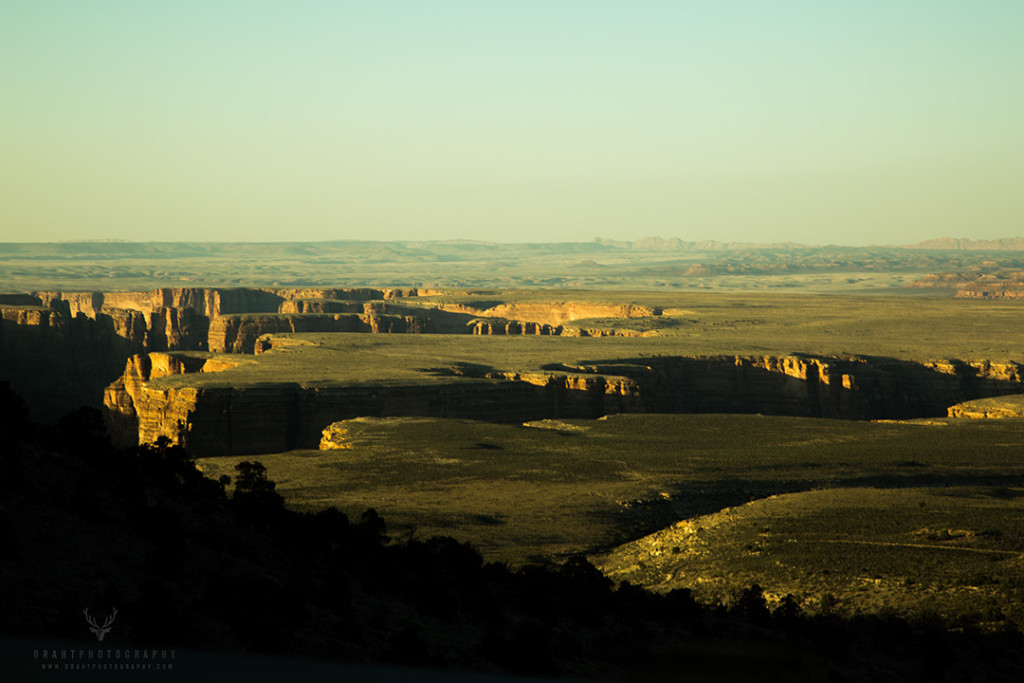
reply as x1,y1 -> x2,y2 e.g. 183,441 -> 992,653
208,313 -> 439,353
119,368 -> 642,456
579,355 -> 1024,420
105,349 -> 1024,457
436,302 -> 661,326
3,288 -> 470,417
947,394 -> 1024,418
3,287 -> 675,419
102,352 -> 240,446
469,319 -> 562,335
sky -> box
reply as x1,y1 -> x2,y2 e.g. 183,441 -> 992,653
1,1 -> 1022,245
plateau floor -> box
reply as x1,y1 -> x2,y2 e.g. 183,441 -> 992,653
196,414 -> 1024,565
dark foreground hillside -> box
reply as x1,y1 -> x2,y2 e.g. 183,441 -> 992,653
1,384 -> 1022,682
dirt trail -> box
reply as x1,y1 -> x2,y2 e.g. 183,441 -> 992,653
818,539 -> 1020,556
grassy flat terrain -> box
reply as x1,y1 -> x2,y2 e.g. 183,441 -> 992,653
402,289 -> 1024,358
196,414 -> 1024,568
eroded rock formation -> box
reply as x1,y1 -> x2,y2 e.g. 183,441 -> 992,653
947,394 -> 1024,418
3,288 -> 670,419
103,348 -> 1024,458
102,351 -> 244,446
208,313 -> 439,353
438,302 -> 661,327
588,355 -> 1024,420
109,361 -> 642,456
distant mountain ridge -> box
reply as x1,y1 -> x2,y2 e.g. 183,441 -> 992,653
901,237 -> 1024,251
595,237 -> 809,251
596,236 -> 1024,252
6,236 -> 1024,252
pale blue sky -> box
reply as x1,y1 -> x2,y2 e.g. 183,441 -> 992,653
1,1 -> 1022,244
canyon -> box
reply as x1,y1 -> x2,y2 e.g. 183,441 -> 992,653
4,286 -> 1024,457
105,337 -> 1024,457
0,287 -> 651,420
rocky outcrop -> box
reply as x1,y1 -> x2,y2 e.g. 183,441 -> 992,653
947,394 -> 1024,418
467,318 -> 648,337
469,318 -> 562,335
437,302 -> 661,327
954,286 -> 1024,299
910,272 -> 1024,299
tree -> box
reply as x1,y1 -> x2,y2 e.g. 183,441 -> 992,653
231,460 -> 284,521
733,583 -> 771,625
233,461 -> 277,497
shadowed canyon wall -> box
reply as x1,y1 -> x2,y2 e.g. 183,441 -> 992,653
0,301 -> 147,420
104,351 -> 1024,457
560,356 -> 1024,420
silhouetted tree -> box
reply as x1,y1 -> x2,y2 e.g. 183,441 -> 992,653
233,461 -> 276,497
820,592 -> 840,616
773,593 -> 803,624
230,460 -> 284,524
357,507 -> 388,545
733,583 -> 771,625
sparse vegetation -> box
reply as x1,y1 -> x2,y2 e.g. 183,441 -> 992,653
3,407 -> 1023,680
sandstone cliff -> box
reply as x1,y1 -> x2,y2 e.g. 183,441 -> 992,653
4,287 -> 488,417
580,355 -> 1024,420
105,346 -> 1024,458
467,318 -> 648,337
436,301 -> 661,327
469,318 -> 562,335
103,352 -> 245,447
947,394 -> 1024,418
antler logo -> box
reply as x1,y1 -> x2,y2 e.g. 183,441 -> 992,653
83,608 -> 117,642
